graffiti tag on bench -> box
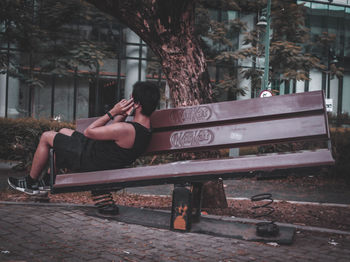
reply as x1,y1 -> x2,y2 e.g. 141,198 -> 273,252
170,129 -> 214,148
170,106 -> 212,124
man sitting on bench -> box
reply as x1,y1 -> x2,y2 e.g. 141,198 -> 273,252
8,81 -> 160,195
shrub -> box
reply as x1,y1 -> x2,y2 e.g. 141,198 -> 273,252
330,128 -> 350,180
328,112 -> 350,126
257,128 -> 350,180
0,117 -> 75,170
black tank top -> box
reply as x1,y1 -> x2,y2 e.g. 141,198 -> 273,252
80,122 -> 151,172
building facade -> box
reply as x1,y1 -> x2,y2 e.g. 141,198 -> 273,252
0,0 -> 349,124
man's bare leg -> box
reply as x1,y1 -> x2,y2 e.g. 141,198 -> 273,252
8,128 -> 77,194
30,128 -> 76,180
29,131 -> 57,180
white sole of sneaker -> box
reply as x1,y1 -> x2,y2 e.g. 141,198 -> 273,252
38,186 -> 51,191
7,178 -> 47,196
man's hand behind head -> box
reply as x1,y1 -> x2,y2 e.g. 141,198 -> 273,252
110,98 -> 134,116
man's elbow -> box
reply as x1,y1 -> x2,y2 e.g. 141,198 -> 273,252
83,129 -> 91,138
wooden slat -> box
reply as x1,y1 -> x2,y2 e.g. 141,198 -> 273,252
76,91 -> 325,133
146,114 -> 328,153
53,149 -> 334,193
150,91 -> 325,129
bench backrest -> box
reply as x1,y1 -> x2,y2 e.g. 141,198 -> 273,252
76,91 -> 330,154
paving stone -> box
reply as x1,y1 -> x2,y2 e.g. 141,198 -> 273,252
0,203 -> 349,262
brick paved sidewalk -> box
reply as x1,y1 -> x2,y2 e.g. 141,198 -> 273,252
0,203 -> 349,262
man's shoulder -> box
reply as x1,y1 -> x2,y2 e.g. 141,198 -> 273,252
110,121 -> 135,131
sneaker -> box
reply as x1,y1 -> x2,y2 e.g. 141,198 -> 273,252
8,176 -> 48,195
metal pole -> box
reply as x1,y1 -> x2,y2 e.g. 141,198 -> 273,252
95,62 -> 100,116
138,38 -> 142,81
50,74 -> 55,119
116,25 -> 122,102
262,0 -> 271,91
73,67 -> 78,121
5,40 -> 10,118
337,77 -> 343,126
327,69 -> 331,99
28,53 -> 33,117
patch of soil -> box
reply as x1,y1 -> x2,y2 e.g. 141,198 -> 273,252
1,189 -> 349,232
205,200 -> 350,232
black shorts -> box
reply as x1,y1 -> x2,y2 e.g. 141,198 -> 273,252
53,131 -> 87,171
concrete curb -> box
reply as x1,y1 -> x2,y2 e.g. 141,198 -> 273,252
206,215 -> 350,236
226,197 -> 350,208
0,160 -> 20,170
1,200 -> 349,236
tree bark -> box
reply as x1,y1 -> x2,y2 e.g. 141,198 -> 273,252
85,0 -> 227,208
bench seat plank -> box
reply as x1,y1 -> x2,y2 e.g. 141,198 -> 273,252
150,91 -> 325,129
52,149 -> 334,193
146,114 -> 328,153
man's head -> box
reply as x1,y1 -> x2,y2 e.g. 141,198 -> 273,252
132,81 -> 160,116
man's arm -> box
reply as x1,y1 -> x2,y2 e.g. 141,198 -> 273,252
111,104 -> 134,123
84,98 -> 134,141
112,114 -> 127,123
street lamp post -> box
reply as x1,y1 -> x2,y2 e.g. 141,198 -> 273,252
262,0 -> 271,91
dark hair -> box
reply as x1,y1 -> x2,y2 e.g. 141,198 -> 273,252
132,81 -> 160,116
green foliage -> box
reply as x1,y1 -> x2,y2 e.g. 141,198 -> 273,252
330,128 -> 350,180
199,0 -> 241,11
270,41 -> 326,81
328,112 -> 350,126
257,128 -> 350,180
196,0 -> 247,100
271,0 -> 309,43
0,0 -> 116,89
236,0 -> 266,12
212,76 -> 247,99
0,52 -> 6,69
200,0 -> 335,95
312,32 -> 344,78
0,118 -> 75,170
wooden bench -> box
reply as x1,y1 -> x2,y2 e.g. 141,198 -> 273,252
50,90 -> 334,231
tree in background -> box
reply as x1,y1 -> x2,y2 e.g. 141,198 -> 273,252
0,0 -> 114,91
196,0 -> 247,100
313,32 -> 344,80
3,0 -> 334,107
2,0 -> 344,107
85,0 -> 215,107
214,0 -> 343,97
269,0 -> 325,88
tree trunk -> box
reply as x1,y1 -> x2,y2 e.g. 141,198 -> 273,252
85,0 -> 227,208
151,35 -> 212,106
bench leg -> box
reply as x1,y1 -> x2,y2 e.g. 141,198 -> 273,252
49,148 -> 56,190
191,182 -> 203,223
170,184 -> 192,232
